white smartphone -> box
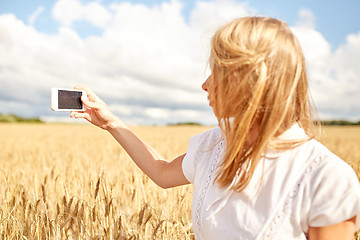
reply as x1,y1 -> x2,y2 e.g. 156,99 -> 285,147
51,88 -> 87,111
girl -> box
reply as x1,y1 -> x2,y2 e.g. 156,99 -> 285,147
71,17 -> 360,239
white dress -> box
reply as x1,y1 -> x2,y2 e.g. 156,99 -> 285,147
182,124 -> 360,240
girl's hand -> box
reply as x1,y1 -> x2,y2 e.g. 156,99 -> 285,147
70,85 -> 123,130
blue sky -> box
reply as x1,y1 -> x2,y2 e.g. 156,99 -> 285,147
0,0 -> 359,124
2,0 -> 359,48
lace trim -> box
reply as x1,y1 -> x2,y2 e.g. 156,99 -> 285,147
258,153 -> 324,240
195,139 -> 224,239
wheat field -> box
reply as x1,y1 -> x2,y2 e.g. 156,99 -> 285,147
0,123 -> 359,239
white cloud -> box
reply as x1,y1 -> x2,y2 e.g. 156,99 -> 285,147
327,32 -> 360,119
145,108 -> 171,119
292,18 -> 333,107
52,0 -> 112,28
29,6 -> 44,25
0,1 -> 359,124
296,8 -> 316,29
292,9 -> 360,120
189,0 -> 256,32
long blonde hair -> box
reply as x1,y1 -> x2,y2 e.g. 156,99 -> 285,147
210,17 -> 315,191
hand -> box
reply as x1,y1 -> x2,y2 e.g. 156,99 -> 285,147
70,85 -> 123,130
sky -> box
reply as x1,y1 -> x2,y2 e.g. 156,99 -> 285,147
0,0 -> 359,125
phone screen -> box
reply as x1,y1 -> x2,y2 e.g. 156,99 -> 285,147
58,90 -> 83,109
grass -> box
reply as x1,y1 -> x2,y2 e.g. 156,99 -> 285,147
0,123 -> 358,239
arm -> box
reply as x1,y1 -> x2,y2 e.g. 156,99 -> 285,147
106,123 -> 189,188
308,216 -> 356,240
70,86 -> 190,189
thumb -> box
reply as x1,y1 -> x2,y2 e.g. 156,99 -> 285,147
82,96 -> 101,109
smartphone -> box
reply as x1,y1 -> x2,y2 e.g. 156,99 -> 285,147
51,88 -> 87,111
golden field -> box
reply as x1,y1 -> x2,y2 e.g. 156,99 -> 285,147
0,123 -> 359,239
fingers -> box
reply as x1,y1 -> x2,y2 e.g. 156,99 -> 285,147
70,111 -> 91,122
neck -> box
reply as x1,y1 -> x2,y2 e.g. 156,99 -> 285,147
244,123 -> 259,149
219,118 -> 259,149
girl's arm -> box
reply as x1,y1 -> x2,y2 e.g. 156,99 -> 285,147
70,86 -> 190,189
308,216 -> 356,240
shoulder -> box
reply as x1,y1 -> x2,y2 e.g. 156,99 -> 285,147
309,139 -> 359,193
188,127 -> 222,149
302,139 -> 356,176
182,127 -> 222,183
190,126 -> 222,142
292,139 -> 359,186
299,140 -> 360,227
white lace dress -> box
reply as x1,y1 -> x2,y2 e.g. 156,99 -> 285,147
182,124 -> 360,240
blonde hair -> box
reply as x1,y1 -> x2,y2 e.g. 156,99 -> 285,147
210,17 -> 315,191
